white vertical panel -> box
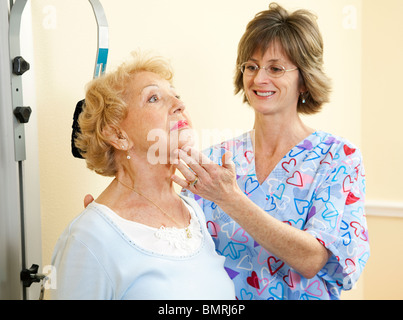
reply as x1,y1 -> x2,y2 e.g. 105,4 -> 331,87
20,1 -> 43,300
0,0 -> 24,300
0,0 -> 42,300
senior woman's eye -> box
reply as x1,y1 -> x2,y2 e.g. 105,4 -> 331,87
148,94 -> 159,103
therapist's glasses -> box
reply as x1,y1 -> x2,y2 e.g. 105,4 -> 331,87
240,61 -> 298,78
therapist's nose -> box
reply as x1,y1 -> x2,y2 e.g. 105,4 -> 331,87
253,68 -> 272,86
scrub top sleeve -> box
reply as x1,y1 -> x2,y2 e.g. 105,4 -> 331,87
305,148 -> 369,291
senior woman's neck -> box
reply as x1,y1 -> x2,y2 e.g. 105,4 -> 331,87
115,159 -> 178,196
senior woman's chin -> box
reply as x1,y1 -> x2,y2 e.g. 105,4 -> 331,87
177,128 -> 196,149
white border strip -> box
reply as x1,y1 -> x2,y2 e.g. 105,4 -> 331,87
366,200 -> 403,218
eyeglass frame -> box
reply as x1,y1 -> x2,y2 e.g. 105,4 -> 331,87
239,61 -> 298,78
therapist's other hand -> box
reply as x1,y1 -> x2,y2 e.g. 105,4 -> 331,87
171,147 -> 240,205
84,194 -> 94,208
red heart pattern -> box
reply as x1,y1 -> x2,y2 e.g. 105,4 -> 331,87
344,145 -> 356,156
286,171 -> 303,187
267,256 -> 285,276
246,271 -> 260,289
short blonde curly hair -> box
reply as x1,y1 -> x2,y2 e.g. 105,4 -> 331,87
234,2 -> 331,114
75,51 -> 174,177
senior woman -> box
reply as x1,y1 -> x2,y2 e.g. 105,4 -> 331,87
51,53 -> 235,299
173,3 -> 369,300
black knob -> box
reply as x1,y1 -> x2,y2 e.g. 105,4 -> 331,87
12,56 -> 30,75
14,106 -> 32,123
20,264 -> 40,288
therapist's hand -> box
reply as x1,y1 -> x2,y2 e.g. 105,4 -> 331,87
84,194 -> 94,208
171,146 -> 240,205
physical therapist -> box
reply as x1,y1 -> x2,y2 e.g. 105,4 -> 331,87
173,3 -> 369,300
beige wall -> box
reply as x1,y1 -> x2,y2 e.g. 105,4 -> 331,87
362,0 -> 403,202
360,0 -> 403,299
30,0 -> 402,299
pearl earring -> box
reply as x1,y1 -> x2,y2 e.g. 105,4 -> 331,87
122,145 -> 131,160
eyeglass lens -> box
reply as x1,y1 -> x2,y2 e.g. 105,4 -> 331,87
241,62 -> 285,78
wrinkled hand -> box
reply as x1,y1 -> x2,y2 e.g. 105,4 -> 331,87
84,194 -> 94,208
171,146 -> 240,205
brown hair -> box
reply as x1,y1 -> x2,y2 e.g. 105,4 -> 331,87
234,2 -> 331,114
75,51 -> 174,177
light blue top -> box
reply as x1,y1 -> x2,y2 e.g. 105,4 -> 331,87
50,195 -> 235,300
183,131 -> 369,300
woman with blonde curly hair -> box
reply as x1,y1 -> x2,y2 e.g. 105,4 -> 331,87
50,52 -> 235,299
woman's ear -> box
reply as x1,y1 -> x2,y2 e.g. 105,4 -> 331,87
103,125 -> 130,151
298,70 -> 307,93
